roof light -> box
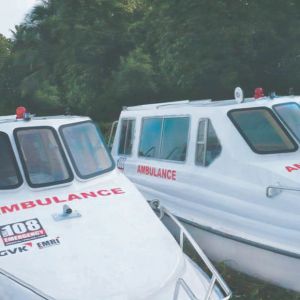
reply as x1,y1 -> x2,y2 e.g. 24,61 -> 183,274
16,106 -> 27,119
234,87 -> 244,103
254,87 -> 264,99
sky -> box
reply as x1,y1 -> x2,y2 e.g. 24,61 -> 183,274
0,0 -> 40,37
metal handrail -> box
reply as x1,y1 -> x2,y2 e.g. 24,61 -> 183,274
148,200 -> 231,300
266,185 -> 300,198
174,278 -> 198,300
107,120 -> 118,149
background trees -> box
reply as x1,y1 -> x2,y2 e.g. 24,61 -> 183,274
0,0 -> 299,121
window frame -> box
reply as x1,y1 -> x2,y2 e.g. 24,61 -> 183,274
59,120 -> 115,180
14,126 -> 74,188
195,118 -> 208,167
195,118 -> 222,167
228,107 -> 298,154
138,115 -> 190,163
273,102 -> 300,143
0,132 -> 23,190
117,118 -> 136,156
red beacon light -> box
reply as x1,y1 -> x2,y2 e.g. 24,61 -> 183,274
16,106 -> 27,119
254,87 -> 265,99
16,106 -> 31,120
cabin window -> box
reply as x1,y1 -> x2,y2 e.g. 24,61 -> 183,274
60,121 -> 114,179
160,117 -> 189,161
273,102 -> 300,142
139,116 -> 189,161
196,119 -> 222,166
228,108 -> 298,154
15,127 -> 73,187
0,133 -> 22,189
118,119 -> 135,155
139,118 -> 163,158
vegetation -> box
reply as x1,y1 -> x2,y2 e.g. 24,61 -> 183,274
184,240 -> 300,299
0,0 -> 300,121
218,263 -> 300,300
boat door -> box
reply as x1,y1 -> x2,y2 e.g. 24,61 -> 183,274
112,117 -> 136,173
112,113 -> 223,211
113,115 -> 192,202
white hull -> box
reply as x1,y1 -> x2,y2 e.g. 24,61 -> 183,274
160,213 -> 300,292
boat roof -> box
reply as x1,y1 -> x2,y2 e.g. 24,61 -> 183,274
123,95 -> 300,113
0,115 -> 90,129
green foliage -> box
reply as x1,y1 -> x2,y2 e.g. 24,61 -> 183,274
0,34 -> 12,114
0,0 -> 300,120
0,34 -> 11,70
217,262 -> 300,300
143,0 -> 300,99
101,47 -> 158,119
112,48 -> 158,102
185,240 -> 300,299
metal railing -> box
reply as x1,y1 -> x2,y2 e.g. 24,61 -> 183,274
266,185 -> 300,198
148,200 -> 231,300
174,278 -> 198,300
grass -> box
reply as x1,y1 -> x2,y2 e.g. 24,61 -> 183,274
216,263 -> 300,300
183,238 -> 300,300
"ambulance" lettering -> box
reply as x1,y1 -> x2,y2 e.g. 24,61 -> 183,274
0,188 -> 125,216
285,163 -> 300,173
137,165 -> 176,181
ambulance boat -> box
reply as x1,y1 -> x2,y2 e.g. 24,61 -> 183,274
110,88 -> 300,292
0,107 -> 231,300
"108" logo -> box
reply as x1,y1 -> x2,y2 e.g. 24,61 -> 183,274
0,218 -> 47,246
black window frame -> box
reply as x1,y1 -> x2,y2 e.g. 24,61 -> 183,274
118,118 -> 135,156
59,120 -> 115,180
138,115 -> 190,162
228,107 -> 298,154
273,102 -> 300,143
0,132 -> 23,190
14,126 -> 74,188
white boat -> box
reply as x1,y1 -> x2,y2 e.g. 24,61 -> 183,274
0,107 -> 231,300
110,88 -> 300,292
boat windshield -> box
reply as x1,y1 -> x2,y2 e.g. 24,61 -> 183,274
273,102 -> 300,143
0,133 -> 22,189
228,108 -> 298,154
15,127 -> 73,187
60,121 -> 114,179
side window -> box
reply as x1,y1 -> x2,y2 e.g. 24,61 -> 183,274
0,132 -> 22,189
160,117 -> 189,161
139,116 -> 189,161
196,119 -> 222,167
118,119 -> 135,155
139,118 -> 162,158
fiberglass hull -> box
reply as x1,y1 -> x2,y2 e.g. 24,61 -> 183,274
133,179 -> 300,293
0,170 -> 226,300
